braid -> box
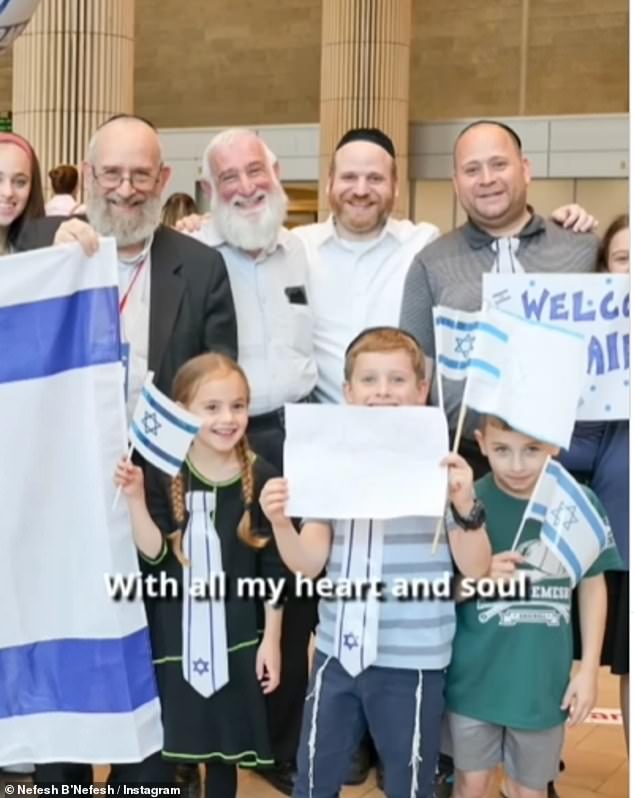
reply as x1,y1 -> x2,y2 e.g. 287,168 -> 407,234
168,472 -> 190,566
236,436 -> 268,549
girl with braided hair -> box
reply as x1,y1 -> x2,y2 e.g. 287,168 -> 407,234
115,352 -> 287,798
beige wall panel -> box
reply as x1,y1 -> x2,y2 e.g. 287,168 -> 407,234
528,179 -> 575,217
410,0 -> 523,121
412,180 -> 455,233
576,179 -> 629,236
134,0 -> 321,128
525,1 -> 628,115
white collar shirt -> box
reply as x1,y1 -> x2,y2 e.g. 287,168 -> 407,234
118,253 -> 151,421
194,221 -> 318,415
294,215 -> 439,403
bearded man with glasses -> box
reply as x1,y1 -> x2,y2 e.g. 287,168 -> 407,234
19,114 -> 237,413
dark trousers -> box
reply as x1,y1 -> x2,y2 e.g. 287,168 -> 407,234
294,652 -> 445,798
248,409 -> 317,765
34,753 -> 175,784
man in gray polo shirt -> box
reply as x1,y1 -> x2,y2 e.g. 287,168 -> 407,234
400,119 -> 597,476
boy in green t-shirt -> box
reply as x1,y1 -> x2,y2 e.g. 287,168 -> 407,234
446,415 -> 622,798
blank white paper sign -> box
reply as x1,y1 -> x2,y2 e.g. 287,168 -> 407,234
284,405 -> 449,519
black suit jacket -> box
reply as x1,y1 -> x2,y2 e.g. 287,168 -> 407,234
17,218 -> 238,395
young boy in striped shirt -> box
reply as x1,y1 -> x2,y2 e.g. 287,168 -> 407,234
260,327 -> 491,798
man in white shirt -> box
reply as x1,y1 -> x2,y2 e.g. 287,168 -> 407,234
195,128 -> 318,796
195,128 -> 318,472
294,128 -> 439,404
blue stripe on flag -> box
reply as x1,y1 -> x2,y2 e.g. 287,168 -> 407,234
141,387 -> 200,435
131,421 -> 183,470
0,627 -> 157,718
530,502 -> 548,519
435,316 -> 509,343
0,288 -> 120,384
541,522 -> 583,583
438,355 -> 501,379
545,463 -> 607,547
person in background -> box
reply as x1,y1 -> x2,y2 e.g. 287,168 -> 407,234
559,213 -> 630,752
161,191 -> 197,228
45,164 -> 81,216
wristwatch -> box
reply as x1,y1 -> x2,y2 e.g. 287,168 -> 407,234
450,498 -> 486,531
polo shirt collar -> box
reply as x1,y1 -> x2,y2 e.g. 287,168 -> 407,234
463,209 -> 546,249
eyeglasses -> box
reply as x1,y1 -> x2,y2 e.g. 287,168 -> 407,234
91,165 -> 163,191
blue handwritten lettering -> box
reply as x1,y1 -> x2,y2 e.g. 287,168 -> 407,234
521,289 -> 548,321
572,291 -> 596,322
599,291 -> 618,321
588,336 -> 604,376
606,332 -> 620,371
549,293 -> 569,321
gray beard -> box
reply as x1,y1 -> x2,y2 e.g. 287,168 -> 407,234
86,195 -> 162,248
212,186 -> 288,252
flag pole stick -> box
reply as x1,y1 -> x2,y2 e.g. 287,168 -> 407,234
112,442 -> 135,511
510,454 -> 551,551
431,386 -> 469,554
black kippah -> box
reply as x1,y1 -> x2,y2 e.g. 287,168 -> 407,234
335,127 -> 396,158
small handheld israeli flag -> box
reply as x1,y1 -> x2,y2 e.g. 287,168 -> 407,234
432,306 -> 509,382
130,374 -> 202,476
520,460 -> 610,585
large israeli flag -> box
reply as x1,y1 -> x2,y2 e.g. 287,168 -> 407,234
130,375 -> 201,477
521,460 -> 610,585
0,240 -> 163,764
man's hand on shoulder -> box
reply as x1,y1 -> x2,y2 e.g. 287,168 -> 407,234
54,218 -> 100,256
551,204 -> 598,233
175,212 -> 209,234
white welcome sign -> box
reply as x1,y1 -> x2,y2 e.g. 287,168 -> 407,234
483,273 -> 629,421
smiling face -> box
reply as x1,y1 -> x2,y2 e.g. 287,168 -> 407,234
344,349 -> 429,407
186,370 -> 250,454
208,133 -> 287,252
0,143 -> 32,229
475,419 -> 558,498
327,140 -> 397,240
453,123 -> 531,235
84,118 -> 170,248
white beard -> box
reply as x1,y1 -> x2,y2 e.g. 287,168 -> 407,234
212,185 -> 288,252
86,194 -> 162,248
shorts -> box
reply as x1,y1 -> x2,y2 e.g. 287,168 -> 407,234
446,712 -> 565,790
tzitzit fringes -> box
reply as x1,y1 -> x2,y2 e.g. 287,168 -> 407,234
409,670 -> 424,798
306,655 -> 332,798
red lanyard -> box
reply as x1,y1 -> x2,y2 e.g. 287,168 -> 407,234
119,258 -> 147,314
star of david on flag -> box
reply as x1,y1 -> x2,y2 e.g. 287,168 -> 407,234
129,374 -> 202,476
518,459 -> 610,585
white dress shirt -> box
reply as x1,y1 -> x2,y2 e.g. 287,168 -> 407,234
119,254 -> 151,420
194,221 -> 318,415
294,216 -> 439,403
